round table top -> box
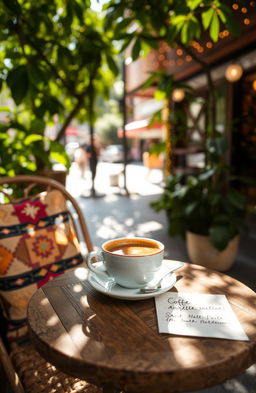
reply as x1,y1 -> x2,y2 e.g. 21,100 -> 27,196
27,261 -> 256,393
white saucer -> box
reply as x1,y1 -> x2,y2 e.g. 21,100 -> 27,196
87,264 -> 177,300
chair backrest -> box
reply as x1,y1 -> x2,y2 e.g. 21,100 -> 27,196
0,175 -> 93,252
0,174 -> 94,342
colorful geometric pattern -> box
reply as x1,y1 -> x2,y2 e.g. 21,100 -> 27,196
0,190 -> 84,341
0,255 -> 83,291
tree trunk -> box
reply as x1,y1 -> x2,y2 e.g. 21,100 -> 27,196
162,98 -> 172,176
122,60 -> 129,195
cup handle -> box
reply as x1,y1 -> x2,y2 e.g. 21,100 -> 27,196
87,250 -> 107,275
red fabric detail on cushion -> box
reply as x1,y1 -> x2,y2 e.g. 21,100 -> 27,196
37,270 -> 64,288
12,200 -> 47,224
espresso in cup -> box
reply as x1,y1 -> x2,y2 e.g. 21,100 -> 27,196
104,238 -> 162,256
87,237 -> 164,288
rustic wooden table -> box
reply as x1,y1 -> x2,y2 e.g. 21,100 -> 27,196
27,262 -> 256,393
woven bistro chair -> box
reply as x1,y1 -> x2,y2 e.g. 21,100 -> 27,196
0,175 -> 102,393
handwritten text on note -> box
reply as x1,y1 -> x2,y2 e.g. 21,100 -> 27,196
155,293 -> 249,341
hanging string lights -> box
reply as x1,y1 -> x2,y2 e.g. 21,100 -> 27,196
172,88 -> 185,102
225,64 -> 243,82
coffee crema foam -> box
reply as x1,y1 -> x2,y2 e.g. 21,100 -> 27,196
104,238 -> 162,256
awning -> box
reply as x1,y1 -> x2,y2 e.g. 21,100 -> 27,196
118,119 -> 163,139
65,126 -> 78,136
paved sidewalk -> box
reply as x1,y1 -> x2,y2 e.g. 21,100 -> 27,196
67,161 -> 165,197
67,162 -> 256,393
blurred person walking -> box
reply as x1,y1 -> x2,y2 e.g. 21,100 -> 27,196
86,136 -> 100,197
74,144 -> 88,178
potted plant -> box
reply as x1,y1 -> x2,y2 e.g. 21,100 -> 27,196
151,137 -> 249,271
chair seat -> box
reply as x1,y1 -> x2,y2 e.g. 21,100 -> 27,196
10,343 -> 102,393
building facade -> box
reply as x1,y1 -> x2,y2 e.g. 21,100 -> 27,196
123,2 -> 256,205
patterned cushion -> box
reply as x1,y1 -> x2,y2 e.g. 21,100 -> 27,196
0,190 -> 84,341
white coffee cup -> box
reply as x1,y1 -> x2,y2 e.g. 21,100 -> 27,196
87,237 -> 165,288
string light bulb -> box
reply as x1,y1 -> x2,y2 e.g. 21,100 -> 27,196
172,88 -> 185,102
225,64 -> 243,82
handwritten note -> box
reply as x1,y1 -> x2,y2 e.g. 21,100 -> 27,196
155,293 -> 249,341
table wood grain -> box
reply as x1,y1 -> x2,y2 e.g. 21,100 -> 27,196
27,262 -> 256,393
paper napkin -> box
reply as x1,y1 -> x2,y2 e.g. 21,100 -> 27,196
155,292 -> 249,341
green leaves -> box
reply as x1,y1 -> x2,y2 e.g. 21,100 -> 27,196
23,135 -> 71,171
202,7 -> 214,30
49,140 -> 71,170
141,72 -> 159,90
131,36 -> 142,61
27,65 -> 46,88
24,134 -> 44,145
171,14 -> 187,31
7,66 -> 29,105
166,25 -> 178,46
201,2 -> 240,42
155,90 -> 166,100
106,55 -> 119,76
2,0 -> 21,14
30,118 -> 46,133
113,17 -> 133,37
187,0 -> 202,11
210,12 -> 220,42
170,11 -> 201,44
202,4 -> 221,42
0,0 -> 118,157
120,34 -> 135,52
182,16 -> 201,43
104,0 -> 242,58
226,189 -> 247,211
209,225 -> 231,251
57,46 -> 73,68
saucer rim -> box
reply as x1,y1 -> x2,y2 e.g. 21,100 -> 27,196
87,270 -> 177,300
